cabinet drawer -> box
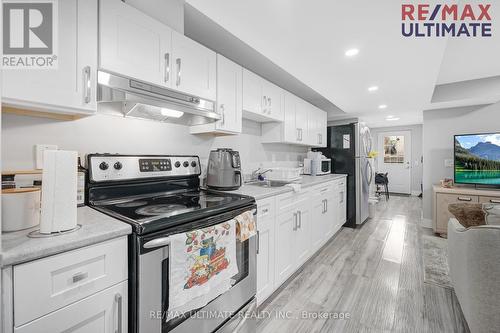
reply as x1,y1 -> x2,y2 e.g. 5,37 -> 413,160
435,194 -> 479,233
257,196 -> 276,220
479,196 -> 500,204
14,237 -> 128,326
275,190 -> 309,215
14,281 -> 127,333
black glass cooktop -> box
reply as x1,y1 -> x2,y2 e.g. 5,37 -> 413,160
92,189 -> 254,234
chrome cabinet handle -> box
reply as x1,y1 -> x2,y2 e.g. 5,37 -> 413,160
298,211 -> 302,228
164,53 -> 170,82
490,199 -> 500,204
296,128 -> 300,141
267,97 -> 272,114
176,58 -> 181,86
220,104 -> 225,126
325,199 -> 328,213
115,293 -> 123,333
83,66 -> 91,104
262,95 -> 267,113
256,230 -> 260,254
293,212 -> 297,231
458,197 -> 472,202
72,271 -> 88,283
299,128 -> 303,141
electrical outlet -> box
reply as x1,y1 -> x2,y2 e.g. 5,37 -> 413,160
444,159 -> 454,168
35,144 -> 58,169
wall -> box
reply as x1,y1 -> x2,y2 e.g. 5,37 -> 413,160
1,113 -> 308,177
422,102 -> 500,224
371,124 -> 423,196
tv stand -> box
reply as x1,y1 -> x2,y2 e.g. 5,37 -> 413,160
432,185 -> 500,235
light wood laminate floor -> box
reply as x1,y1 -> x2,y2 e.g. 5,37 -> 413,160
257,196 -> 469,333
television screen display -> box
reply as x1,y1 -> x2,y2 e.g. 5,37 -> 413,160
455,133 -> 500,185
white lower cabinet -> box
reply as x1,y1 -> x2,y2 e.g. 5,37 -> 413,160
256,178 -> 347,305
274,208 -> 297,286
256,197 -> 276,305
15,281 -> 127,333
3,237 -> 128,333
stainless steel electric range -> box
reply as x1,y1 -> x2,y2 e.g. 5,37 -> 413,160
86,154 -> 257,333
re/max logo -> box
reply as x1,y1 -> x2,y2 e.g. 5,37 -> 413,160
401,4 -> 493,37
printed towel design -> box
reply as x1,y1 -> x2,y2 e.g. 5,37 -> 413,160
235,211 -> 256,242
168,220 -> 238,318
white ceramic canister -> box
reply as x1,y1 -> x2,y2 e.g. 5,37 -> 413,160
2,188 -> 41,232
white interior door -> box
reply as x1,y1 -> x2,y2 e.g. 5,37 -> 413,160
377,131 -> 412,195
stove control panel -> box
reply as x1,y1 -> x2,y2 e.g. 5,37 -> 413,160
88,155 -> 201,182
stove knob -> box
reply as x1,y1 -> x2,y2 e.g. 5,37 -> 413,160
175,161 -> 181,168
183,161 -> 189,168
114,162 -> 123,170
99,162 -> 109,170
191,161 -> 197,168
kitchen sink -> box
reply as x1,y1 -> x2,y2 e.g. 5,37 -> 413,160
245,180 -> 290,188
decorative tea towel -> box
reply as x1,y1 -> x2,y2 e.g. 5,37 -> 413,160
168,220 -> 238,319
235,211 -> 256,242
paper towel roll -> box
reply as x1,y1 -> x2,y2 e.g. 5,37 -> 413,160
40,150 -> 78,234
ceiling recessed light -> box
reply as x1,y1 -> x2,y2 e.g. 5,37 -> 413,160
378,104 -> 388,109
386,116 -> 400,121
345,48 -> 359,57
368,86 -> 379,92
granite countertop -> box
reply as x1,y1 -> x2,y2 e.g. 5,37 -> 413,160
229,174 -> 347,200
1,207 -> 131,267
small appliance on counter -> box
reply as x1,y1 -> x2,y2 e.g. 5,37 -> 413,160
206,148 -> 242,191
2,187 -> 41,232
303,151 -> 332,176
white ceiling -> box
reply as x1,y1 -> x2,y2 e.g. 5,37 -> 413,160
186,0 -> 500,128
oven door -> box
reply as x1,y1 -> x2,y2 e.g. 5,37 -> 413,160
135,206 -> 257,333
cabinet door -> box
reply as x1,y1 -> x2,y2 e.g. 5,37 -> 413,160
435,193 -> 478,233
263,81 -> 284,121
294,201 -> 312,266
99,0 -> 171,87
318,109 -> 328,148
295,99 -> 309,144
256,211 -> 275,305
324,191 -> 337,238
15,282 -> 127,333
171,31 -> 216,100
283,92 -> 299,143
338,181 -> 347,227
311,195 -> 326,251
215,55 -> 242,133
275,211 -> 296,286
3,0 -> 98,115
242,69 -> 263,115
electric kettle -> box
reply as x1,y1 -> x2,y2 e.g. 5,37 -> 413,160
206,148 -> 242,191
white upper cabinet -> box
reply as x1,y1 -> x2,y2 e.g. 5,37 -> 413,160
242,69 -> 283,122
190,54 -> 242,135
2,0 -> 98,115
99,0 -> 171,87
307,106 -> 328,147
171,31 -> 216,101
262,92 -> 327,147
99,0 -> 216,101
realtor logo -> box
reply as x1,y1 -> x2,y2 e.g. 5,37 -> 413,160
2,0 -> 58,69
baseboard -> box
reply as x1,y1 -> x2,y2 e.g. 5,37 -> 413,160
411,191 -> 421,196
422,218 -> 433,228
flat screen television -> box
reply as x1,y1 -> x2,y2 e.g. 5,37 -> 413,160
454,133 -> 500,186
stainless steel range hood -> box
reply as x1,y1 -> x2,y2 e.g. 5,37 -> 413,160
97,71 -> 220,125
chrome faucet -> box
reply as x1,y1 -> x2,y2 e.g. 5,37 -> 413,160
251,168 -> 271,180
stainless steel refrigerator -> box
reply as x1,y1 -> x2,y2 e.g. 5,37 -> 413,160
315,122 -> 373,228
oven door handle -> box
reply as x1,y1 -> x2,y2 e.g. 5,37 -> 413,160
143,237 -> 171,249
